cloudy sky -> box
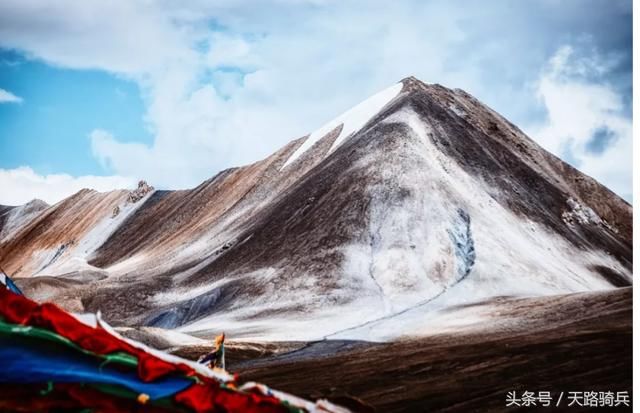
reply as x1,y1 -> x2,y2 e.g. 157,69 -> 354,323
0,0 -> 632,205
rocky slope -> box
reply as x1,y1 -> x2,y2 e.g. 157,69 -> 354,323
0,77 -> 632,341
237,287 -> 632,413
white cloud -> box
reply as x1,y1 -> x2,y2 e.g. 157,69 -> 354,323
527,45 -> 632,200
0,1 -> 194,75
0,167 -> 135,206
0,1 -> 631,202
205,33 -> 255,69
0,88 -> 22,103
83,1 -> 486,188
0,1 -> 485,190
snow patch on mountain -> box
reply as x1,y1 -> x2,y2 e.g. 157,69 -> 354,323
447,209 -> 476,281
79,191 -> 153,257
151,281 -> 229,305
0,199 -> 48,241
280,82 -> 403,170
449,103 -> 467,117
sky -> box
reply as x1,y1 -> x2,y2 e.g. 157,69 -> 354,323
0,0 -> 633,205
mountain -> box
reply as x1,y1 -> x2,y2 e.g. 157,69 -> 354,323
0,77 -> 632,342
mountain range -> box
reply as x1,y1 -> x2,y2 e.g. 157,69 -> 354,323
0,76 -> 631,343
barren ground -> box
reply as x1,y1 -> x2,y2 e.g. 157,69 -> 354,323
169,288 -> 632,412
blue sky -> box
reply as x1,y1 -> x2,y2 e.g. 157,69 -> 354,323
0,50 -> 151,176
0,0 -> 633,205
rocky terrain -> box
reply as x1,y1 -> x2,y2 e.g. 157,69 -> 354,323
235,287 -> 632,412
